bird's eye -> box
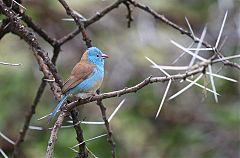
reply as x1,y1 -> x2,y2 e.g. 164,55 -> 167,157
97,54 -> 100,57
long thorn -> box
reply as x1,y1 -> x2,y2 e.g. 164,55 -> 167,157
206,72 -> 237,82
208,65 -> 218,103
155,79 -> 172,118
0,148 -> 8,158
186,79 -> 220,96
0,132 -> 15,145
189,26 -> 207,67
108,99 -> 125,122
171,40 -> 208,62
215,11 -> 228,48
71,134 -> 107,149
168,74 -> 203,100
145,56 -> 170,77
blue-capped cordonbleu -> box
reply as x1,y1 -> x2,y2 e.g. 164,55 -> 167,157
49,47 -> 108,121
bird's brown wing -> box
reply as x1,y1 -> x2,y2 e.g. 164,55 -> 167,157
62,62 -> 95,93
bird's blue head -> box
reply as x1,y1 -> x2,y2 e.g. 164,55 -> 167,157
87,47 -> 109,67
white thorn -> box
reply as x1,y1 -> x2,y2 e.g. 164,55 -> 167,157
152,65 -> 188,71
0,148 -> 8,158
186,79 -> 220,96
29,125 -> 44,131
0,132 -> 15,145
185,17 -> 195,38
37,113 -> 52,121
189,26 -> 207,68
206,72 -> 237,82
208,65 -> 218,103
13,0 -> 26,10
168,74 -> 203,100
172,42 -> 194,64
70,134 -> 107,149
213,54 -> 240,62
215,11 -> 228,48
108,99 -> 125,122
61,18 -> 74,21
187,48 -> 214,51
171,40 -> 208,62
145,56 -> 170,77
155,79 -> 172,118
0,61 -> 21,66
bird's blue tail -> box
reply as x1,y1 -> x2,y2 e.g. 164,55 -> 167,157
48,94 -> 68,123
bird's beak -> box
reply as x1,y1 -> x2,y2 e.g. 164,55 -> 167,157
101,53 -> 109,59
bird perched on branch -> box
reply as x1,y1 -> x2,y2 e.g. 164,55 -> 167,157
49,47 -> 109,122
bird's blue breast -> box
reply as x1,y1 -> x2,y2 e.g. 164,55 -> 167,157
68,66 -> 104,95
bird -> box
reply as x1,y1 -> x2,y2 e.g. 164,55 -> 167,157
48,47 -> 109,122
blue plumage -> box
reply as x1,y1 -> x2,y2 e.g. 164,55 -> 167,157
48,47 -> 108,122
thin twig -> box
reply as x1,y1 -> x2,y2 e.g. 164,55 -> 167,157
20,13 -> 57,46
96,93 -> 116,158
124,1 -> 134,28
57,0 -> 127,45
45,48 -> 240,158
13,81 -> 47,157
46,111 -> 67,158
70,109 -> 88,158
58,0 -> 92,47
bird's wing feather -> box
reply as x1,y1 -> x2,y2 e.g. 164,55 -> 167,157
62,61 -> 95,93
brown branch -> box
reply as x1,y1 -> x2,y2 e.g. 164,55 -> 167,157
84,0 -> 127,27
124,1 -> 133,28
20,13 -> 57,46
128,0 -> 240,70
128,0 -> 213,48
70,110 -> 88,158
96,96 -> 116,158
58,0 -> 92,47
57,28 -> 80,45
45,60 -> 208,157
57,0 -> 127,46
13,45 -> 62,157
13,81 -> 47,157
0,0 -> 62,99
46,111 -> 67,158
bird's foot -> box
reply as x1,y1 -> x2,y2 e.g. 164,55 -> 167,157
88,93 -> 96,101
77,93 -> 96,101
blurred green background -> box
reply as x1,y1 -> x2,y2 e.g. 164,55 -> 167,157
0,0 -> 239,158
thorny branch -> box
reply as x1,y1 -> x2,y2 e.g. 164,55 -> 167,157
128,0 -> 240,70
20,13 -> 57,46
46,111 -> 67,158
97,98 -> 116,158
0,0 -> 239,158
70,110 -> 88,158
57,1 -> 118,157
46,54 -> 240,157
58,0 -> 92,48
13,46 -> 62,157
0,0 -> 62,99
57,0 -> 127,46
124,1 -> 134,28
